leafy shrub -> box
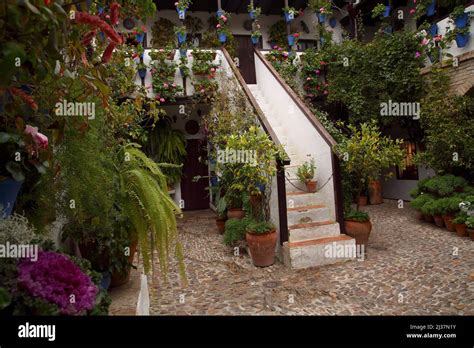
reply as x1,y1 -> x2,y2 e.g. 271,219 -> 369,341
423,175 -> 468,197
466,216 -> 474,229
344,210 -> 370,222
452,213 -> 467,224
410,193 -> 434,211
223,217 -> 252,246
246,220 -> 275,235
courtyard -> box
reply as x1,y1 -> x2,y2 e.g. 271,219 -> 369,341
149,201 -> 474,315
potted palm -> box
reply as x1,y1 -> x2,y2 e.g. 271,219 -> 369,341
246,219 -> 277,267
296,159 -> 317,193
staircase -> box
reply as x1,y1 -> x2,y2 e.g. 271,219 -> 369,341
247,83 -> 356,269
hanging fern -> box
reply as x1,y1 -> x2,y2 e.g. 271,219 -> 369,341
117,143 -> 186,282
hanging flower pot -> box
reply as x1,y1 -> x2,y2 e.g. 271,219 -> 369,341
135,33 -> 144,44
329,17 -> 337,28
177,8 -> 187,20
455,32 -> 469,48
251,36 -> 260,45
138,68 -> 147,79
177,32 -> 187,44
218,32 -> 227,43
249,10 -> 257,20
179,48 -> 187,57
284,11 -> 295,23
216,9 -> 225,18
429,23 -> 438,37
454,13 -> 469,28
426,0 -> 436,17
383,5 -> 391,17
0,179 -> 22,218
317,13 -> 326,23
287,34 -> 295,46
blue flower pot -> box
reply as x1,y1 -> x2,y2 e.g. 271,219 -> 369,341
287,34 -> 295,46
251,36 -> 259,45
329,17 -> 337,28
179,48 -> 187,57
100,271 -> 111,290
426,0 -> 436,17
284,12 -> 294,23
257,183 -> 266,192
0,179 -> 22,218
455,32 -> 469,48
177,8 -> 187,19
383,5 -> 391,17
429,23 -> 438,37
138,68 -> 147,79
179,68 -> 187,78
250,10 -> 257,20
177,32 -> 187,44
98,6 -> 104,15
218,33 -> 227,43
210,176 -> 218,186
135,33 -> 144,44
454,13 -> 469,29
317,13 -> 326,23
216,9 -> 225,18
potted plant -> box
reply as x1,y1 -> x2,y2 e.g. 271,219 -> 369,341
251,30 -> 262,45
283,6 -> 297,23
175,25 -> 187,44
0,126 -> 49,217
437,196 -> 463,231
246,219 -> 277,267
452,213 -> 468,237
287,32 -> 300,46
248,5 -> 261,20
296,159 -> 317,193
309,0 -> 332,22
223,217 -> 252,246
451,5 -> 469,28
343,210 -> 371,247
175,0 -> 192,19
216,12 -> 230,44
466,216 -> 474,241
137,62 -> 147,80
132,26 -> 146,44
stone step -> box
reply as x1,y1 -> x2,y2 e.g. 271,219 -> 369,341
282,234 -> 356,269
286,190 -> 327,208
287,204 -> 331,225
288,221 -> 340,242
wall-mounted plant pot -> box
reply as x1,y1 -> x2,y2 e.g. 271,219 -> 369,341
383,5 -> 391,17
0,179 -> 22,218
287,34 -> 296,46
218,33 -> 227,43
216,9 -> 225,18
317,13 -> 326,23
284,12 -> 294,23
179,48 -> 187,57
249,10 -> 257,20
177,32 -> 187,44
179,68 -> 187,78
138,68 -> 147,79
426,0 -> 436,17
135,33 -> 144,44
251,36 -> 260,45
454,12 -> 468,28
329,17 -> 337,28
455,32 -> 469,48
177,8 -> 187,20
429,23 -> 438,37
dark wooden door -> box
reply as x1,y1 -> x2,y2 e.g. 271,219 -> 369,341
180,139 -> 209,210
234,35 -> 262,84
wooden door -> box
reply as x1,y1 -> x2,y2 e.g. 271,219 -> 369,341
180,139 -> 209,210
234,35 -> 262,84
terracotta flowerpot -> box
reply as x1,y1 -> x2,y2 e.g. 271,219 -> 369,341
454,223 -> 468,237
306,180 -> 317,193
442,215 -> 455,232
357,195 -> 368,206
416,211 -> 424,221
227,208 -> 245,220
423,214 -> 434,223
368,180 -> 383,205
110,239 -> 138,288
433,214 -> 445,228
246,230 -> 277,267
344,219 -> 372,247
468,229 -> 474,241
216,218 -> 226,234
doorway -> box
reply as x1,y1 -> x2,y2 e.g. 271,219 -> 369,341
180,139 -> 209,210
234,35 -> 262,84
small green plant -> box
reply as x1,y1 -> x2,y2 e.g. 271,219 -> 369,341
371,3 -> 386,19
452,213 -> 467,225
296,159 -> 316,184
465,216 -> 474,229
247,5 -> 261,17
223,217 -> 252,246
246,220 -> 275,235
308,0 -> 332,15
175,0 -> 192,10
175,25 -> 187,36
410,193 -> 434,212
344,210 -> 370,222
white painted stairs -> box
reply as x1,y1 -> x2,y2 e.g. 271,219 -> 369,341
247,84 -> 355,269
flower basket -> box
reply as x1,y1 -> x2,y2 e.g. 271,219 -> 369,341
455,32 -> 469,48
426,0 -> 436,16
284,11 -> 295,23
177,32 -> 187,44
454,13 -> 469,28
218,32 -> 227,43
0,179 -> 22,217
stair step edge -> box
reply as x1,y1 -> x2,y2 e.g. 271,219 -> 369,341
286,235 -> 353,248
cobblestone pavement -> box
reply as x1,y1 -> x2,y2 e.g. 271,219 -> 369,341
149,201 -> 474,315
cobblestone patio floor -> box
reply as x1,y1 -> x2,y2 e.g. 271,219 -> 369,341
149,201 -> 474,315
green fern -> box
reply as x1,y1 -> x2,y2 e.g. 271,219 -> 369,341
118,144 -> 186,282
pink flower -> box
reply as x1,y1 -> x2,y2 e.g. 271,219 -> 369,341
415,51 -> 421,58
24,125 -> 48,149
320,7 -> 325,13
306,77 -> 312,81
221,16 -> 228,22
421,38 -> 429,46
315,69 -> 320,74
323,90 -> 328,95
216,24 -> 221,28
410,8 -> 415,14
210,67 -> 216,72
434,35 -> 442,42
172,83 -> 176,87
160,98 -> 165,102
163,83 -> 169,87
175,2 -> 179,6
200,89 -> 205,93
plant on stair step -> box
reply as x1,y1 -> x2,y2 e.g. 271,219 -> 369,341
296,159 -> 317,193
245,219 -> 277,267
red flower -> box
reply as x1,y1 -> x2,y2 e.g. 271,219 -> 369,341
293,33 -> 300,37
